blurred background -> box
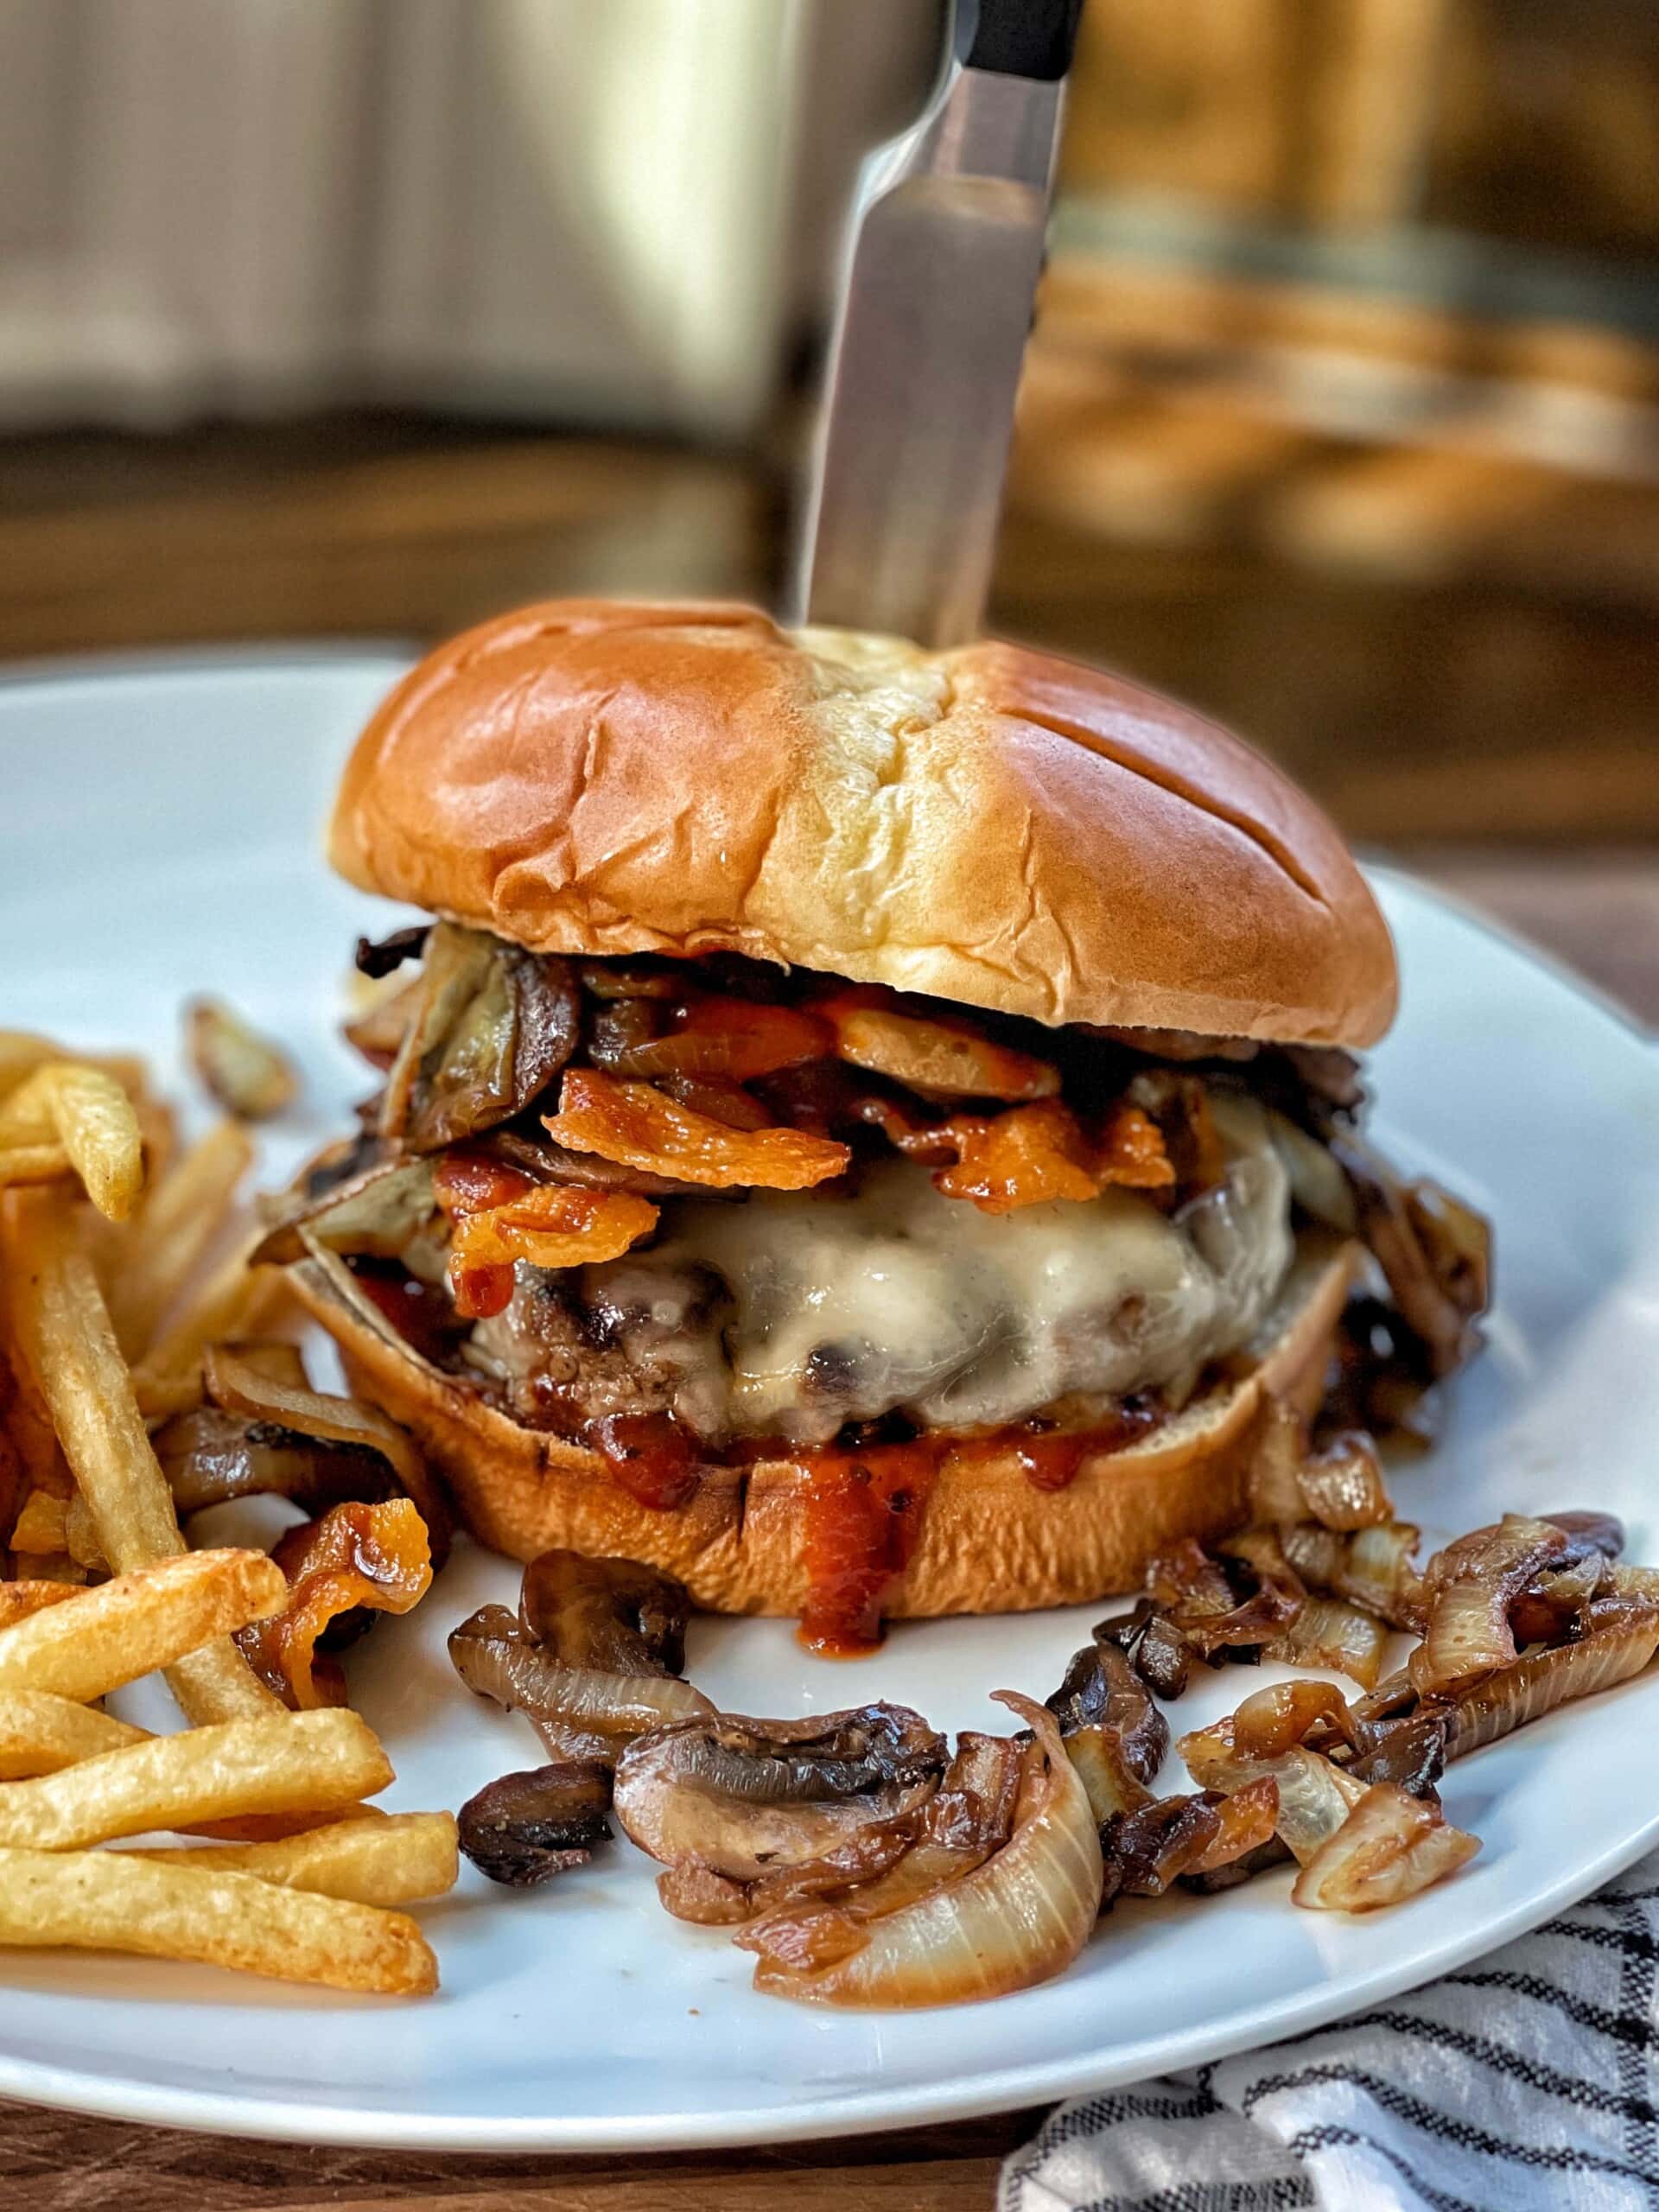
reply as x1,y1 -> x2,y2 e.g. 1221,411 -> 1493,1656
3,0 -> 1656,948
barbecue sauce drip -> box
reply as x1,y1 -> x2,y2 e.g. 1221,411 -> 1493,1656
583,1411 -> 705,1512
796,1441 -> 939,1657
790,1397 -> 1166,1656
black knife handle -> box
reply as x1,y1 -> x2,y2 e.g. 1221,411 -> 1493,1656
963,0 -> 1084,81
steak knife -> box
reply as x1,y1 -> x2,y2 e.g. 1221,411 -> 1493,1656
794,0 -> 1083,647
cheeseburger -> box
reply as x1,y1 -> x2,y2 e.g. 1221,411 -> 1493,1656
271,599 -> 1491,1652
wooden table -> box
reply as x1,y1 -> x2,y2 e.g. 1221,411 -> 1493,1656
0,855 -> 1653,2211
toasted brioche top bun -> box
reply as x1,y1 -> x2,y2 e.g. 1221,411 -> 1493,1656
288,1231 -> 1354,1618
329,599 -> 1397,1047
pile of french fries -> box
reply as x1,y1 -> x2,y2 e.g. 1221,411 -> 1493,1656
0,1031 -> 457,1995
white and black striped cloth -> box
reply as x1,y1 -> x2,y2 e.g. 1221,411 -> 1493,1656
1002,1849 -> 1659,2212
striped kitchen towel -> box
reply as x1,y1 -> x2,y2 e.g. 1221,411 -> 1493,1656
1002,1847 -> 1659,2211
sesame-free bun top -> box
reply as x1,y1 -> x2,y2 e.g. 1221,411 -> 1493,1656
328,599 -> 1397,1046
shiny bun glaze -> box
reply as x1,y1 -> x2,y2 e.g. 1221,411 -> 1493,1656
329,600 -> 1397,1047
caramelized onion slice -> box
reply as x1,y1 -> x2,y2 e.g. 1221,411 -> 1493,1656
1336,1141 -> 1491,1379
544,1068 -> 850,1191
253,1156 -> 435,1268
743,1695 -> 1103,2009
1146,1539 -> 1236,1621
1179,1716 -> 1366,1866
932,1102 -> 1098,1211
1064,1726 -> 1154,1828
607,996 -> 832,1084
202,1342 -> 450,1558
1291,1783 -> 1479,1912
234,1497 -> 432,1709
448,1604 -> 711,1764
1188,1777 -> 1281,1872
1281,1520 -> 1425,1632
1299,1433 -> 1395,1532
457,1760 -> 613,1886
1267,1597 -> 1389,1692
1411,1514 -> 1571,1697
1249,1402 -> 1394,1531
1439,1605 -> 1659,1762
1230,1679 -> 1359,1761
613,1704 -> 945,1881
815,997 -> 1060,1103
156,1405 -> 403,1517
184,997 -> 299,1122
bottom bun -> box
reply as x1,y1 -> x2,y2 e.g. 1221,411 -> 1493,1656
287,1234 -> 1356,1619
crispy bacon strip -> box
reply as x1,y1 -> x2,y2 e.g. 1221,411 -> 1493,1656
931,1100 -> 1173,1215
543,1068 -> 849,1192
448,1183 -> 658,1274
438,1172 -> 658,1321
933,1102 -> 1096,1211
814,995 -> 1060,1103
235,1497 -> 433,1709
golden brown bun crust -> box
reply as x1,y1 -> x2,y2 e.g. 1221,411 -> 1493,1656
287,1239 -> 1355,1617
329,599 -> 1396,1047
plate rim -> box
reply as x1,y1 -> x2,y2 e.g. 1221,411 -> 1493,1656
2,649 -> 1656,2153
0,1813 -> 1653,2153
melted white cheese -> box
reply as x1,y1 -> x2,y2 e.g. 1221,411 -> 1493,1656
582,1093 -> 1293,1446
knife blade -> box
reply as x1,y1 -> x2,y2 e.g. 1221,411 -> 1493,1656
794,0 -> 1083,647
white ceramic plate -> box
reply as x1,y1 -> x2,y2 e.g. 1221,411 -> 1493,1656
1,651 -> 1656,2152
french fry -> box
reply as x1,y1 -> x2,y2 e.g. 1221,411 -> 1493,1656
0,1708 -> 393,1850
0,1065 -> 144,1222
130,1230 -> 285,1421
0,1035 -> 61,1104
108,1120 -> 254,1359
63,1492 -> 104,1570
132,1811 -> 459,1907
0,1037 -> 146,1109
0,1305 -> 70,1503
0,1691 -> 149,1780
0,1550 -> 286,1704
0,1144 -> 73,1189
2,1189 -> 181,1564
0,1847 -> 437,1995
184,1802 -> 383,1844
0,1190 -> 281,1723
0,1583 -> 79,1632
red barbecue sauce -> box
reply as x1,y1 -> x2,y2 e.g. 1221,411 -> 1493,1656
785,1396 -> 1166,1656
793,1440 -> 939,1656
584,1412 -> 705,1512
